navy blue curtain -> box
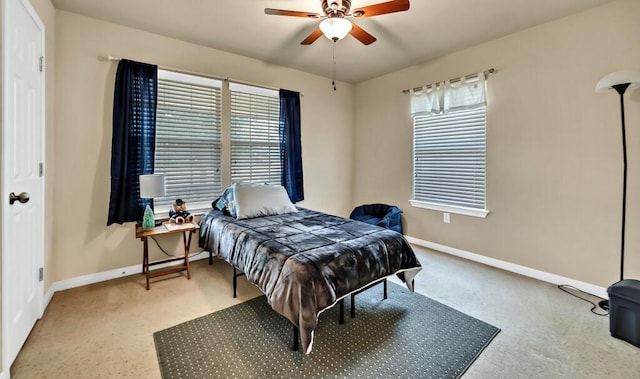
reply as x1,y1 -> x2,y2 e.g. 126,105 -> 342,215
107,59 -> 158,225
279,89 -> 304,203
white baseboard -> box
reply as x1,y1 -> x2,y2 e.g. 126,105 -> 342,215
0,370 -> 8,379
405,236 -> 608,299
41,237 -> 609,312
42,252 -> 211,312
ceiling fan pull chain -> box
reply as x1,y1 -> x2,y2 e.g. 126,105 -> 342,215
332,41 -> 337,91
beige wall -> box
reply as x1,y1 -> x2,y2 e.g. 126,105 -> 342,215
353,0 -> 640,288
53,10 -> 355,282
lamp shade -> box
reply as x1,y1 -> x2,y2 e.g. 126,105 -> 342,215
319,18 -> 352,41
595,70 -> 640,93
139,174 -> 165,198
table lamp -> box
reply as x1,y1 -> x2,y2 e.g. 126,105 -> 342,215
139,174 -> 165,228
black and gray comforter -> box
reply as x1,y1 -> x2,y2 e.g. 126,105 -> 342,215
199,208 -> 422,354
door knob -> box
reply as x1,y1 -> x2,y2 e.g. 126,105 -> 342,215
9,192 -> 30,205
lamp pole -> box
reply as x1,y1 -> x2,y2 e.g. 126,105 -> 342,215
613,83 -> 631,281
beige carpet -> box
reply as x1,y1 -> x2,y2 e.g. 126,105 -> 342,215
10,246 -> 640,378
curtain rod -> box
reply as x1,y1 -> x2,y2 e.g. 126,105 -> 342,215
102,55 -> 304,96
402,68 -> 495,94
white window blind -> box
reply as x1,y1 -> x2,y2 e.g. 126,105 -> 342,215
413,106 -> 486,212
230,82 -> 281,184
154,70 -> 222,211
410,72 -> 488,217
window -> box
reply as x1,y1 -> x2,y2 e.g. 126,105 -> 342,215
409,73 -> 489,218
154,70 -> 222,212
152,71 -> 288,214
230,82 -> 281,184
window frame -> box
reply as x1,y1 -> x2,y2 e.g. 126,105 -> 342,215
151,71 -> 284,217
410,105 -> 489,218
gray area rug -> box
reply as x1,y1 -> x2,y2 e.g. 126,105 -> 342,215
154,282 -> 500,378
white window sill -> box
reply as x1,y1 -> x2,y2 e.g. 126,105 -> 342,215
154,203 -> 213,220
409,200 -> 489,218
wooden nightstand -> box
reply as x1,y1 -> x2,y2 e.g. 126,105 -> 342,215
135,222 -> 200,290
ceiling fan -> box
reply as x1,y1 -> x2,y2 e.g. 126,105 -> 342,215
265,0 -> 410,46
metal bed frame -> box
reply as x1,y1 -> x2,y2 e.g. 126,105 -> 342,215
210,254 -> 391,351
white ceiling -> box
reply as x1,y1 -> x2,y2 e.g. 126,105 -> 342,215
50,0 -> 615,83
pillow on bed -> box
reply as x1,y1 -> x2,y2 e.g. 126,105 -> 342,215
215,183 -> 237,218
234,182 -> 297,219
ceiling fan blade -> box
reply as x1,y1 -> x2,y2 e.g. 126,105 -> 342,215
265,8 -> 321,18
351,0 -> 410,18
349,23 -> 377,45
301,28 -> 324,45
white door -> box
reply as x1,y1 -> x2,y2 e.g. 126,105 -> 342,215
2,0 -> 45,370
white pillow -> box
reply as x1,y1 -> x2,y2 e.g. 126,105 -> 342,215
234,183 -> 298,219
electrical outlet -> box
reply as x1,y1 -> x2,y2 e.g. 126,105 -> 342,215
443,212 -> 450,223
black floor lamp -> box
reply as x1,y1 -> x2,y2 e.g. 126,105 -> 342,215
595,70 -> 640,311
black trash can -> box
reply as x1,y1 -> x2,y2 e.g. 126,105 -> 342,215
607,279 -> 640,347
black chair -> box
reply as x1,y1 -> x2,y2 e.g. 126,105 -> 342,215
349,203 -> 403,234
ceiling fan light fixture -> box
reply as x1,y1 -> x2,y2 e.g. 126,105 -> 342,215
319,18 -> 352,41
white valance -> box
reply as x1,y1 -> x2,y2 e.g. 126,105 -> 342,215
409,72 -> 487,116
410,83 -> 442,116
444,72 -> 486,112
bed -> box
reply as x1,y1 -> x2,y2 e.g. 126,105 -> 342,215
198,202 -> 422,354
